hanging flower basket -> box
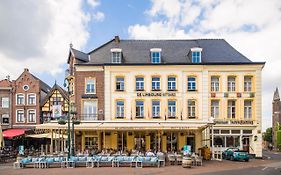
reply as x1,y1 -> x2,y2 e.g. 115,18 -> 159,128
73,120 -> 80,125
58,119 -> 66,125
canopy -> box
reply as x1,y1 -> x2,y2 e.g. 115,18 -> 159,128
36,120 -> 213,131
26,132 -> 68,139
3,129 -> 27,139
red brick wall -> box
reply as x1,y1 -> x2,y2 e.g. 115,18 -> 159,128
74,70 -> 104,120
12,69 -> 41,127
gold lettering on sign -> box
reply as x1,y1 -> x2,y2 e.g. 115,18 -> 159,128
137,92 -> 176,97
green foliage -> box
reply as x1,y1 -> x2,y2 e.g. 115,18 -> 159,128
58,118 -> 66,125
277,130 -> 281,148
263,127 -> 272,143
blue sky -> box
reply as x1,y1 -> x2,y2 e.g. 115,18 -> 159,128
1,0 -> 281,130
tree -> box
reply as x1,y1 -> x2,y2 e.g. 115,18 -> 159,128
263,127 -> 272,143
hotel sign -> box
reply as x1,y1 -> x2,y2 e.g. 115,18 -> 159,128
137,92 -> 176,97
215,120 -> 254,125
230,120 -> 254,125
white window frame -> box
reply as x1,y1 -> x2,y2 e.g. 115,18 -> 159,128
188,100 -> 196,118
1,114 -> 9,124
168,100 -> 176,118
244,100 -> 252,119
228,77 -> 236,92
27,109 -> 36,123
188,77 -> 196,91
168,76 -> 176,91
111,48 -> 122,63
27,93 -> 36,105
116,77 -> 125,91
16,93 -> 25,105
136,77 -> 144,91
16,109 -> 25,123
152,100 -> 160,118
152,77 -> 161,91
1,97 -> 9,108
211,76 -> 220,92
136,100 -> 144,118
86,79 -> 96,94
244,76 -> 252,92
116,100 -> 124,118
227,100 -> 236,119
191,47 -> 202,63
211,100 -> 220,118
83,101 -> 98,120
150,48 -> 162,63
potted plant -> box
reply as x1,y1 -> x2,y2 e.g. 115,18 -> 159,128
182,156 -> 192,168
58,118 -> 66,125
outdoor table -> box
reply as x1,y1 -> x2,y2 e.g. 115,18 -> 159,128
131,160 -> 142,168
66,160 -> 75,168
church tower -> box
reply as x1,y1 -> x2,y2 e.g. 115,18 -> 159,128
272,87 -> 281,149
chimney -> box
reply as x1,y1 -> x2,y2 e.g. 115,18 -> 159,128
114,36 -> 120,43
24,68 -> 29,72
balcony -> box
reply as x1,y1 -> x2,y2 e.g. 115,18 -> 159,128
80,114 -> 102,121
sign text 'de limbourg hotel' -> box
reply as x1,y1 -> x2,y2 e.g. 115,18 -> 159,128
37,36 -> 265,158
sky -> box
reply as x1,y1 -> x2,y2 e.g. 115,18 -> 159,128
1,0 -> 281,131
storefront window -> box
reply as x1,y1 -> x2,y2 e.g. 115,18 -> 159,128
134,133 -> 146,151
150,133 -> 161,152
166,132 -> 178,152
85,136 -> 98,150
214,136 -> 225,147
117,132 -> 127,151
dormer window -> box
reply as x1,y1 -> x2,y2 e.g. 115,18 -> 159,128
111,48 -> 122,63
191,47 -> 202,63
150,48 -> 161,63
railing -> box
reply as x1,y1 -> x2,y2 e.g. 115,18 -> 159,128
80,114 -> 102,121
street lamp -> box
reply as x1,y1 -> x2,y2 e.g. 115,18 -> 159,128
63,78 -> 71,160
70,103 -> 77,157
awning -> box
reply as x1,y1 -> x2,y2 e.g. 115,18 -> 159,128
36,120 -> 213,131
26,133 -> 68,139
3,129 -> 27,139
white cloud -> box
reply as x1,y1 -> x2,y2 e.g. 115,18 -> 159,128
0,0 -> 93,80
87,0 -> 100,8
93,11 -> 105,22
128,0 -> 281,130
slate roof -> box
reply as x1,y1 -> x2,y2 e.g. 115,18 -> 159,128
71,37 -> 265,65
31,74 -> 51,93
68,48 -> 89,63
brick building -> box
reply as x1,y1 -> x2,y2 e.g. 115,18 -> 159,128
12,68 -> 51,128
0,78 -> 13,129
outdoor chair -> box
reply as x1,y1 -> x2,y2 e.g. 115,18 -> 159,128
142,156 -> 158,167
75,156 -> 88,167
86,156 -> 97,168
176,154 -> 183,165
195,156 -> 203,166
157,154 -> 165,167
117,156 -> 135,167
167,154 -> 176,165
47,157 -> 65,168
97,156 -> 114,167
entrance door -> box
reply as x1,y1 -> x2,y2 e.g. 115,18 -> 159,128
134,132 -> 146,151
166,132 -> 177,152
242,137 -> 250,152
186,135 -> 195,152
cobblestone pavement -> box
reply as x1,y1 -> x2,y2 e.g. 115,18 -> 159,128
0,159 -> 278,175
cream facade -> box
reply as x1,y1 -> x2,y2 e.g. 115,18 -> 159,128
36,37 -> 264,158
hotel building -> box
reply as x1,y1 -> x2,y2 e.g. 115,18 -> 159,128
37,36 -> 264,158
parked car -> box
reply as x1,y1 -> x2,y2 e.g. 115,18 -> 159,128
223,148 -> 249,162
